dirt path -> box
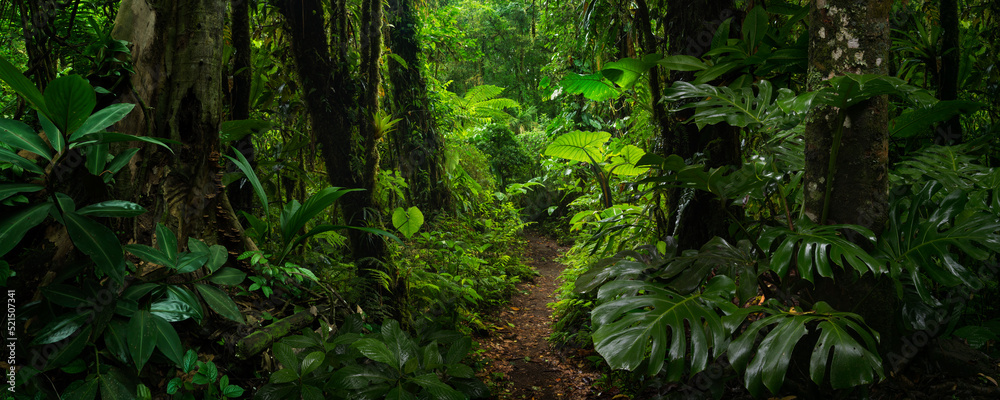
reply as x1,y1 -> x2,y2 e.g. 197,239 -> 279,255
475,231 -> 613,400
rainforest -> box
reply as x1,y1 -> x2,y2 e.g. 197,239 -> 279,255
1,0 -> 999,399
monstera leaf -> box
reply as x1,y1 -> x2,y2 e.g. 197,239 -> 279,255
758,217 -> 884,282
591,276 -> 744,379
663,80 -> 810,130
728,302 -> 883,397
879,182 -> 1000,304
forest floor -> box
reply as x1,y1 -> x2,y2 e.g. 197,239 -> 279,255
474,231 -> 620,400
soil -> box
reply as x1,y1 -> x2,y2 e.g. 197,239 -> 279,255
475,231 -> 619,400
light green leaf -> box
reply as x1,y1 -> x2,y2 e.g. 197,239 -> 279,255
219,119 -> 271,144
543,130 -> 610,164
69,103 -> 135,142
392,206 -> 424,239
559,73 -> 620,101
658,55 -> 709,71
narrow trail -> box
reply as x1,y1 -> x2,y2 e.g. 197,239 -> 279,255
475,231 -> 614,400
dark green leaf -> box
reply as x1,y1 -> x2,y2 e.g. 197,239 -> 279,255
153,314 -> 184,367
156,223 -> 178,264
63,377 -> 99,400
76,200 -> 147,217
45,75 -> 96,135
104,147 -> 140,177
352,338 -> 397,367
84,142 -> 109,176
0,183 -> 43,203
65,212 -> 125,284
208,267 -> 246,286
270,368 -> 299,384
31,312 -> 90,345
175,252 -> 210,274
39,108 -> 64,153
0,56 -> 48,114
128,310 -> 158,371
219,119 -> 271,144
273,342 -> 301,375
658,55 -> 708,71
0,146 -> 45,174
300,351 -> 325,375
69,103 -> 135,141
72,131 -> 176,152
224,148 -> 268,214
194,283 -> 245,324
104,319 -> 129,363
124,244 -> 174,268
0,118 -> 52,160
98,366 -> 135,400
42,326 -> 91,371
41,284 -> 89,308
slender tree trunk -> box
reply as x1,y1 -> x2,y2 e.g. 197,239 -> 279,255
227,0 -> 257,216
387,0 -> 451,211
803,0 -> 897,359
939,0 -> 962,143
111,0 -> 249,253
279,0 -> 401,319
18,0 -> 58,92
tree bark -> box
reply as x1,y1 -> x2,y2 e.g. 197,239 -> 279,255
803,0 -> 897,360
387,0 -> 451,212
661,0 -> 741,250
938,0 -> 962,143
279,0 -> 401,319
227,0 -> 257,217
111,0 -> 247,254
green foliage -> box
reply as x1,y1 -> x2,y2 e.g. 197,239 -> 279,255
470,124 -> 533,186
167,350 -> 246,399
255,317 -> 489,400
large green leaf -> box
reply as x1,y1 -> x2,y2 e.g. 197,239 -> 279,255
543,130 -> 610,164
38,112 -> 64,154
40,284 -> 89,308
64,212 -> 125,284
352,338 -> 398,368
608,145 -> 649,176
208,267 -> 247,286
280,187 -> 359,246
758,217 -> 883,282
559,73 -> 620,101
664,80 -> 785,129
380,320 -> 418,371
879,182 -> 1000,303
392,206 -> 424,239
128,310 -> 158,371
890,100 -> 982,139
728,303 -> 883,397
742,6 -> 769,52
194,283 -> 245,324
30,312 -> 90,345
273,342 -> 301,375
124,244 -> 174,268
104,319 -> 129,363
0,118 -> 52,160
591,276 -> 742,379
76,200 -> 147,217
42,326 -> 92,372
219,119 -> 271,144
69,103 -> 136,142
657,55 -> 708,71
153,314 -> 184,367
0,56 -> 47,115
45,75 -> 96,135
72,131 -> 176,152
0,202 -> 51,257
225,147 -> 268,215
0,146 -> 45,175
893,144 -> 990,191
156,223 -> 178,264
601,55 -> 658,89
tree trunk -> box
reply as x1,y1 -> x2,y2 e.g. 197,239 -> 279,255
111,0 -> 248,253
227,0 -> 257,217
803,0 -> 897,360
661,0 -> 741,250
386,0 -> 451,211
938,0 -> 962,144
279,0 -> 401,319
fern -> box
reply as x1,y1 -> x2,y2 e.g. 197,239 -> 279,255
443,84 -> 520,135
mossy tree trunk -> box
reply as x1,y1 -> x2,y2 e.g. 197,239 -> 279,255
111,0 -> 249,253
387,0 -> 451,212
279,0 -> 401,319
803,0 -> 898,358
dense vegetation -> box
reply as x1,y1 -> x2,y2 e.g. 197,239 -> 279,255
1,0 -> 998,399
